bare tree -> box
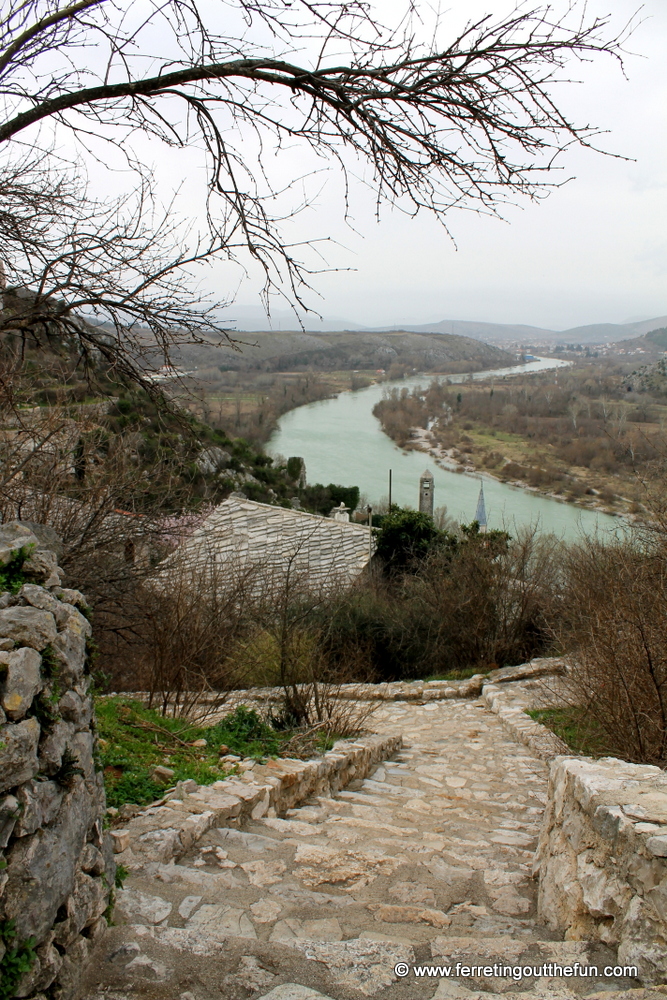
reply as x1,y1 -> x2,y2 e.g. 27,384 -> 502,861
97,548 -> 262,718
557,535 -> 667,767
0,1 -> 633,385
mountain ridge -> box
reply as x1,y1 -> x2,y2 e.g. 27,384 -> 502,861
221,310 -> 667,344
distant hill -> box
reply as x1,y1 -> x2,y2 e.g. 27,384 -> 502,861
608,326 -> 667,359
367,319 -> 555,341
222,310 -> 667,346
625,356 -> 667,394
369,315 -> 667,345
177,329 -> 516,374
646,327 -> 667,348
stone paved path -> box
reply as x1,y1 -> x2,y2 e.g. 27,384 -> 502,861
82,699 -> 640,1000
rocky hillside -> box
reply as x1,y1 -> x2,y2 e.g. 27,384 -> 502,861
0,331 -> 360,522
625,356 -> 667,394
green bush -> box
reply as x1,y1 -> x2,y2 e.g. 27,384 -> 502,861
373,507 -> 449,572
0,546 -> 33,595
0,921 -> 36,1000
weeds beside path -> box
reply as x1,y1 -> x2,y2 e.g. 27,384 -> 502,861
96,697 -> 348,809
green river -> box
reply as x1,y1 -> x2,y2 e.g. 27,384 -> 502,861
268,358 -> 622,541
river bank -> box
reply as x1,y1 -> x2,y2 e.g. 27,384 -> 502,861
269,358 -> 623,541
370,358 -> 654,522
404,425 -> 626,519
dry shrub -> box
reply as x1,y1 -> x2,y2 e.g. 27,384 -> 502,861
99,539 -> 377,737
411,526 -> 561,675
236,558 -> 377,733
320,527 -> 561,681
97,550 -> 261,718
558,538 -> 667,767
275,689 -> 377,755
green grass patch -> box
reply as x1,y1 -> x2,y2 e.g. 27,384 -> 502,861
423,665 -> 486,681
526,707 -> 610,757
96,698 -> 295,809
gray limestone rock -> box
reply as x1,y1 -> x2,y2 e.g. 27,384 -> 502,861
53,869 -> 108,947
58,688 -> 93,728
80,843 -> 106,876
50,627 -> 87,686
150,765 -> 175,784
115,888 -> 173,925
0,607 -> 57,650
101,825 -> 118,888
289,939 -> 415,995
178,895 -> 202,919
39,719 -> 77,775
58,604 -> 92,639
2,779 -> 96,942
646,836 -> 667,858
0,716 -> 40,793
186,903 -> 256,939
0,523 -> 40,566
52,588 -> 87,609
0,794 -> 20,848
18,584 -> 62,616
196,446 -> 230,475
50,934 -> 89,1000
14,936 -> 63,997
0,646 -> 43,720
70,730 -> 95,782
1,522 -> 63,559
135,828 -> 182,863
107,942 -> 141,964
124,954 -> 169,980
15,779 -> 65,836
22,548 -> 64,589
256,988 -> 336,1000
214,827 -> 279,852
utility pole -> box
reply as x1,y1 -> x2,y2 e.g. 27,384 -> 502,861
388,470 -> 392,511
367,504 -> 373,562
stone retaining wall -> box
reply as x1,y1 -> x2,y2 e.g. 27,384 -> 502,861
110,656 -> 569,715
482,677 -> 570,760
0,522 -> 113,1000
481,670 -> 667,985
534,756 -> 667,985
112,733 -> 402,868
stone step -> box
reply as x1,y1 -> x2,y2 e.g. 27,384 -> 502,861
84,919 -> 641,1000
253,985 -> 667,1000
83,697 -> 648,1000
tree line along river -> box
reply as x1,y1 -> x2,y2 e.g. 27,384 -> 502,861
268,357 -> 622,541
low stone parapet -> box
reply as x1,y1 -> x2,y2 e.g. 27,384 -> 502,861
482,677 -> 570,760
111,657 -> 569,716
113,733 -> 402,869
534,756 -> 667,985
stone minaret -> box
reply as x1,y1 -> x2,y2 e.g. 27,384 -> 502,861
419,469 -> 434,517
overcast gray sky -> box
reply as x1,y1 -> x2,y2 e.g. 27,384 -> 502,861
217,0 -> 667,332
63,0 -> 665,333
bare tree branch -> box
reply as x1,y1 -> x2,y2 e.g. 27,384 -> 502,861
0,1 -> 635,383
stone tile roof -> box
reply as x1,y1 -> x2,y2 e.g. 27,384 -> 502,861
168,497 -> 373,591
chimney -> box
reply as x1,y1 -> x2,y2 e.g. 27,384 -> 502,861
330,502 -> 350,522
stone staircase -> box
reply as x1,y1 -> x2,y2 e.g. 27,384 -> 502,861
81,699 -> 666,1000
